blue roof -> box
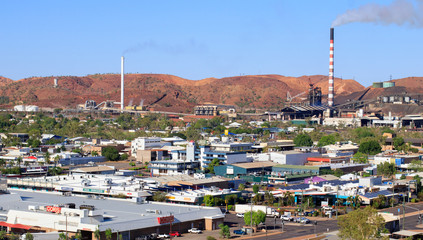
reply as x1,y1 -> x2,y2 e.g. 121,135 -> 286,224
361,190 -> 394,199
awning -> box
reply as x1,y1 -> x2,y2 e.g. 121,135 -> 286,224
0,221 -> 32,230
392,230 -> 422,237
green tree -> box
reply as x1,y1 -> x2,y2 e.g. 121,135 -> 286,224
218,223 -> 230,239
0,230 -> 5,240
238,183 -> 245,191
105,228 -> 113,240
377,162 -> 396,177
102,147 -> 120,161
410,160 -> 423,172
44,151 -> 51,164
206,158 -> 220,174
58,233 -> 67,240
351,152 -> 368,164
152,191 -> 167,202
73,231 -> 82,240
393,137 -> 405,151
333,169 -> 344,177
338,206 -> 385,240
264,191 -> 275,205
204,195 -> 215,206
120,153 -> 129,160
358,140 -> 381,155
372,195 -> 387,209
252,184 -> 260,194
283,191 -> 295,206
24,233 -> 34,240
94,227 -> 101,240
294,134 -> 313,147
244,210 -> 266,227
317,135 -> 336,147
206,237 -> 216,240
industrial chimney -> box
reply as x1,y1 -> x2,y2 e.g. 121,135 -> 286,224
328,28 -> 334,107
121,56 -> 124,110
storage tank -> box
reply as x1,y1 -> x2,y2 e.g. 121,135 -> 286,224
383,81 -> 395,88
373,82 -> 383,88
389,96 -> 395,102
404,96 -> 410,103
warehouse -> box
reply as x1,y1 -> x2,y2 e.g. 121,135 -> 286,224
0,190 -> 224,240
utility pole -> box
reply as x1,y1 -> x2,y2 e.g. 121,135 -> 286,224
250,194 -> 253,236
336,185 -> 339,219
403,195 -> 406,231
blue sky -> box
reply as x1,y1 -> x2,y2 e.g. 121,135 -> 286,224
1,0 -> 422,87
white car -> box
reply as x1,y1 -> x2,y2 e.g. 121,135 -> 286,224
188,228 -> 202,234
158,233 -> 170,239
281,215 -> 293,221
236,213 -> 244,218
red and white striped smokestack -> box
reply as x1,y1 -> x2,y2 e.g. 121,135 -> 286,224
328,28 -> 334,107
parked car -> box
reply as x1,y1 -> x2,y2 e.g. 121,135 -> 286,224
236,213 -> 244,218
233,229 -> 246,235
169,231 -> 180,237
135,236 -> 151,240
149,233 -> 159,240
135,235 -> 152,240
158,233 -> 170,239
295,217 -> 311,224
187,228 -> 202,234
281,215 -> 293,221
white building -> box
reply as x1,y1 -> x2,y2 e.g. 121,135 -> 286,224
130,137 -> 170,157
258,151 -> 320,165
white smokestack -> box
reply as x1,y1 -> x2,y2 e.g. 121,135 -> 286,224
121,56 -> 124,110
332,0 -> 423,28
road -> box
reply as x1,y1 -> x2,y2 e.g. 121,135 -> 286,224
226,202 -> 423,240
224,213 -> 338,240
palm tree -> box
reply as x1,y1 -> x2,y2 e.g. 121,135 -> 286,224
54,155 -> 61,168
58,232 -> 66,240
283,192 -> 295,206
264,191 -> 275,206
94,227 -> 101,240
105,228 -> 112,240
44,151 -> 50,165
24,232 -> 34,240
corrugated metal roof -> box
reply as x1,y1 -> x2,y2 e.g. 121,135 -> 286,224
4,190 -> 223,232
282,105 -> 331,112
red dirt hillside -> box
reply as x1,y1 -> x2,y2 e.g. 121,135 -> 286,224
0,74 -> 365,112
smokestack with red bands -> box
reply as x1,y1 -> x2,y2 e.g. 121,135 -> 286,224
328,28 -> 334,107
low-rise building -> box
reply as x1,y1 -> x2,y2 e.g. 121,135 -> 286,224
166,187 -> 241,205
0,190 -> 224,239
148,159 -> 200,176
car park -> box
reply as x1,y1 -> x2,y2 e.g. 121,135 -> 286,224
236,213 -> 244,218
188,228 -> 202,234
233,229 -> 246,235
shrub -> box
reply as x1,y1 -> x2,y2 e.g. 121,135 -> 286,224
227,205 -> 233,211
207,237 -> 216,240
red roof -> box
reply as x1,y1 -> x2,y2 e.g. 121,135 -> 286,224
28,156 -> 37,159
0,222 -> 32,230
